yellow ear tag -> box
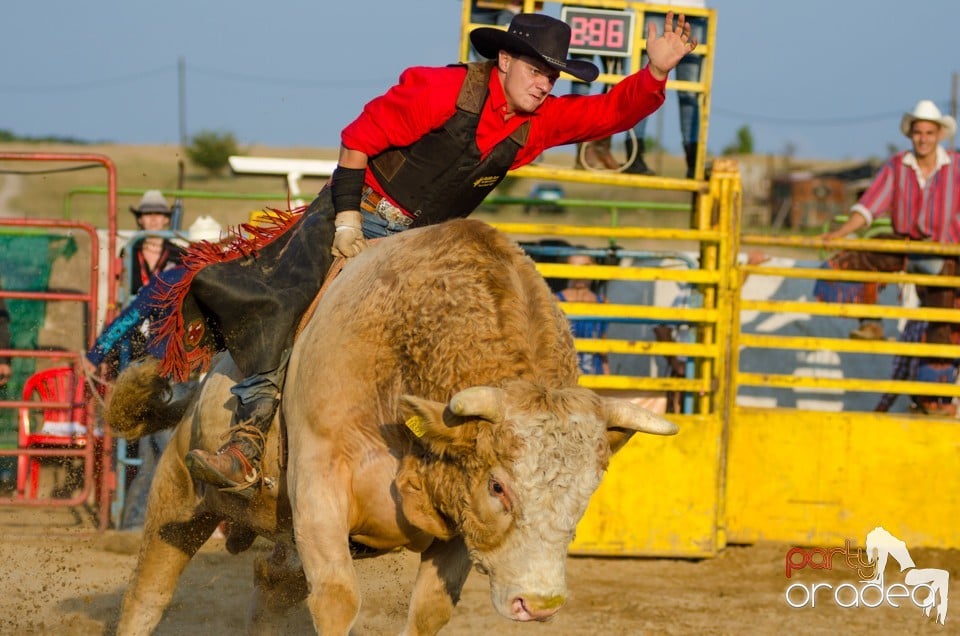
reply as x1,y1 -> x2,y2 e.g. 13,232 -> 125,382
404,415 -> 427,438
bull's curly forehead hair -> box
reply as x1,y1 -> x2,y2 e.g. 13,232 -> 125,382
471,418 -> 522,467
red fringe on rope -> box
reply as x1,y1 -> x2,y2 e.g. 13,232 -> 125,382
151,206 -> 306,382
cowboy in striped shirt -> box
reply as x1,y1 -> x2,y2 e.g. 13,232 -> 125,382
813,99 -> 960,344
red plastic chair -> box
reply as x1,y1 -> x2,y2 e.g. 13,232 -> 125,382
16,366 -> 94,499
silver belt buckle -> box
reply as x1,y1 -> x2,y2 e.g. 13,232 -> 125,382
377,198 -> 412,226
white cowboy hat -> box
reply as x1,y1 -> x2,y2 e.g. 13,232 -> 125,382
900,100 -> 957,140
187,215 -> 223,242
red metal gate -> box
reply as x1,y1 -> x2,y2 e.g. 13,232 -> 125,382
0,152 -> 118,530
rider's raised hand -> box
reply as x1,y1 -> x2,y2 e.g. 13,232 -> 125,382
646,11 -> 698,81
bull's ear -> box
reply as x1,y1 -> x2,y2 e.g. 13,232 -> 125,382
448,386 -> 505,423
602,395 -> 678,453
398,394 -> 475,453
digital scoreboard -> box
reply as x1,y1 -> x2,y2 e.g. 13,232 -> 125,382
559,6 -> 636,58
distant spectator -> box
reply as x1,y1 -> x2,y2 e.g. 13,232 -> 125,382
874,316 -> 960,417
814,100 -> 960,345
123,190 -> 183,298
110,190 -> 185,370
556,252 -> 610,375
654,249 -> 766,414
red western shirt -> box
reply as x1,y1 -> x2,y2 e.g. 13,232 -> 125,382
341,63 -> 667,209
853,147 -> 960,243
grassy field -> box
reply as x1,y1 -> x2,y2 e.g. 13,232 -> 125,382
1,142 -> 342,230
0,141 -> 850,253
1,142 -> 695,228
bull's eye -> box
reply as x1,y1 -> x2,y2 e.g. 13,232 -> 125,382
488,477 -> 511,511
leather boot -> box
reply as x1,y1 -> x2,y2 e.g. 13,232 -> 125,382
577,138 -> 620,171
578,141 -> 603,170
623,137 -> 655,175
185,394 -> 278,499
849,320 -> 886,341
592,136 -> 621,171
653,325 -> 686,378
684,142 -> 698,179
574,142 -> 595,169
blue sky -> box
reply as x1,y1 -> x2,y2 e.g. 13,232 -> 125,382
2,0 -> 957,161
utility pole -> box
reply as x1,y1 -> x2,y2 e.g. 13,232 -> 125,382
654,109 -> 664,174
951,71 -> 957,151
178,56 -> 187,149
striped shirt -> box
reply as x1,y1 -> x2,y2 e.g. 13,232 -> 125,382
852,146 -> 960,243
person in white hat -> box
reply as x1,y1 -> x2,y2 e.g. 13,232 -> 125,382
813,99 -> 960,412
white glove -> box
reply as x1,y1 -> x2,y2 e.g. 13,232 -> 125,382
331,210 -> 366,258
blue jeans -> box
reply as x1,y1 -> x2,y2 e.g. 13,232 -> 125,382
120,377 -> 197,529
360,209 -> 410,238
569,55 -> 623,97
119,429 -> 173,530
906,254 -> 946,276
634,14 -> 707,145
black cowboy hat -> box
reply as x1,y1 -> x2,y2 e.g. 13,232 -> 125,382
470,13 -> 599,83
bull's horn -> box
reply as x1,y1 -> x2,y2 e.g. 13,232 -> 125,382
603,398 -> 678,436
449,386 -> 505,423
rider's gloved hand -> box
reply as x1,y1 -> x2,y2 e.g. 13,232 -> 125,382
331,210 -> 366,258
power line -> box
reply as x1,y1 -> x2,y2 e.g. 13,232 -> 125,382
0,66 -> 173,93
0,63 -> 391,94
2,62 -> 952,131
711,100 -> 952,127
187,64 -> 395,88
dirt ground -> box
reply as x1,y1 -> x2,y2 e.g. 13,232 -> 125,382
0,505 -> 956,635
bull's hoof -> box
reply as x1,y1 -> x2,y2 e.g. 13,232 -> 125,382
185,448 -> 258,501
226,524 -> 259,554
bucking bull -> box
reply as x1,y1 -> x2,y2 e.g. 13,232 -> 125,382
106,218 -> 677,635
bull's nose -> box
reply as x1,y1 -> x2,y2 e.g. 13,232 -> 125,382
511,594 -> 565,621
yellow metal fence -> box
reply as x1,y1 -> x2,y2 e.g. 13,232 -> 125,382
492,159 -> 743,557
495,160 -> 960,556
725,233 -> 960,549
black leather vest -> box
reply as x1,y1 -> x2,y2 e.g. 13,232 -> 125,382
368,61 -> 529,228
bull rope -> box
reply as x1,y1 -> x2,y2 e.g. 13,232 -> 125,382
293,238 -> 382,341
272,239 -> 379,472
